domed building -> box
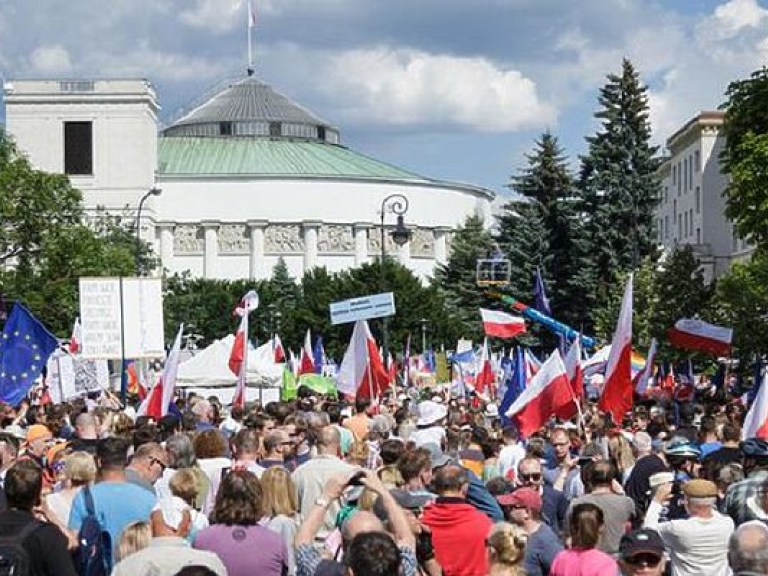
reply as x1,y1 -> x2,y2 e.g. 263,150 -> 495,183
4,76 -> 495,280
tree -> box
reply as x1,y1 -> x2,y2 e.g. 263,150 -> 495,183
575,59 -> 661,328
433,214 -> 496,342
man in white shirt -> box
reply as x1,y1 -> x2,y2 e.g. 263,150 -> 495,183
292,426 -> 357,538
498,426 -> 526,481
644,478 -> 734,576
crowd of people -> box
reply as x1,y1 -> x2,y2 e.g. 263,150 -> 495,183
0,383 -> 766,576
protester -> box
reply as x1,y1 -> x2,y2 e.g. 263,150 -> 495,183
545,427 -> 585,499
422,463 -> 493,576
644,478 -> 734,576
111,496 -> 227,576
126,442 -> 169,495
193,468 -> 288,576
169,468 -> 209,541
44,450 -> 96,528
498,426 -> 526,481
485,521 -> 526,576
499,487 -> 562,576
116,520 -> 151,562
517,455 -> 568,535
617,528 -> 667,576
260,466 -> 300,576
549,502 -> 619,576
724,437 -> 768,526
728,520 -> 768,576
344,399 -> 371,442
69,412 -> 100,454
0,459 -> 77,576
410,401 -> 447,447
68,436 -> 156,569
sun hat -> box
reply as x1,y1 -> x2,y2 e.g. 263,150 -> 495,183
416,401 -> 447,427
153,496 -> 190,531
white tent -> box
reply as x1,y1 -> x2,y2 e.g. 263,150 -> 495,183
176,336 -> 283,401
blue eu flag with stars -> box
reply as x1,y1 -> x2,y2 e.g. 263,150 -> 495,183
0,303 -> 59,406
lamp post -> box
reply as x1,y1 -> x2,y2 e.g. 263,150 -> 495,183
380,194 -> 411,373
135,187 -> 162,275
420,317 -> 428,353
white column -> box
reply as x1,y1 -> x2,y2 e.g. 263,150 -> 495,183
353,223 -> 369,265
248,219 -> 268,279
201,220 -> 219,278
434,228 -> 449,265
397,230 -> 412,267
303,221 -> 321,272
156,222 -> 175,273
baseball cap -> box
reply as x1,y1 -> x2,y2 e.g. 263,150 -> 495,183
496,487 -> 542,511
619,528 -> 665,559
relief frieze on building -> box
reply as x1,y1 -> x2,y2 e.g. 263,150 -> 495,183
317,224 -> 355,254
265,224 -> 304,253
174,224 -> 204,254
218,224 -> 250,254
410,228 -> 434,258
368,226 -> 399,254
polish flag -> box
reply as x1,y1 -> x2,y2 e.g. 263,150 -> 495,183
336,320 -> 391,401
228,291 -> 259,409
475,338 -> 495,395
272,335 -> 286,364
668,318 -> 733,357
138,325 -> 184,420
504,350 -> 576,436
598,275 -> 633,425
248,0 -> 257,27
69,318 -> 82,355
525,349 -> 541,383
480,309 -> 527,339
564,336 -> 584,399
298,330 -> 315,375
743,369 -> 768,440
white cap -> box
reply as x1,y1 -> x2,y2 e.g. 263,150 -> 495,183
153,496 -> 190,530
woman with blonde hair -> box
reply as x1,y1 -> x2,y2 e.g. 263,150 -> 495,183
116,520 -> 151,562
45,451 -> 97,527
486,522 -> 527,576
608,433 -> 636,483
170,468 -> 210,542
259,467 -> 299,575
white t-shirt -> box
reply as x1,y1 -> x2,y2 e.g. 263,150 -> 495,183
409,426 -> 446,448
498,443 -> 526,480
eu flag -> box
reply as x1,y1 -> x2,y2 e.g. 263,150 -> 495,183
0,303 -> 59,406
313,336 -> 325,375
533,267 -> 552,317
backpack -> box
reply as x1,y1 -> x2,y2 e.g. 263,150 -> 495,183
0,519 -> 41,576
76,487 -> 112,576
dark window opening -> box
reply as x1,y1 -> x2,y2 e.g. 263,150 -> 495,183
317,125 -> 326,140
220,121 -> 233,135
269,122 -> 281,137
64,121 -> 93,175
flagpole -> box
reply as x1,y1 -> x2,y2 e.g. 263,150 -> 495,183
246,1 -> 254,75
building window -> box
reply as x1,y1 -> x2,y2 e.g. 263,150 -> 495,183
63,121 -> 93,175
673,199 -> 677,221
695,186 -> 700,214
665,216 -> 669,239
684,157 -> 688,192
219,121 -> 233,135
695,150 -> 700,172
677,161 -> 682,194
672,165 -> 676,185
678,214 -> 682,235
696,228 -> 701,244
664,186 -> 668,204
269,122 -> 281,137
689,154 -> 693,188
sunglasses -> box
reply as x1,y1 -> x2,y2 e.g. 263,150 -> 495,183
150,457 -> 167,472
625,553 -> 662,568
519,473 -> 542,482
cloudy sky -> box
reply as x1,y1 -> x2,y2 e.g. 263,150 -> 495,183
2,0 -> 768,196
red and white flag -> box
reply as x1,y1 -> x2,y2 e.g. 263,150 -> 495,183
743,369 -> 768,440
634,338 -> 657,396
229,290 -> 259,409
525,349 -> 541,383
564,336 -> 584,399
138,325 -> 184,420
298,329 -> 315,375
475,338 -> 495,395
480,309 -> 526,339
69,318 -> 82,355
504,350 -> 576,436
599,275 -> 633,425
336,320 -> 390,401
667,318 -> 732,357
272,334 -> 286,364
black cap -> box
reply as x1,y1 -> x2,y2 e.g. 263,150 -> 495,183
619,529 -> 665,559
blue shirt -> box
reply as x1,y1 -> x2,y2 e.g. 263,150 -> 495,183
69,481 -> 156,564
525,522 -> 563,576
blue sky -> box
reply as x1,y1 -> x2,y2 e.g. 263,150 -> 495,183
2,0 -> 768,197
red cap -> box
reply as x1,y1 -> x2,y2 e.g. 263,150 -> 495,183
496,487 -> 542,511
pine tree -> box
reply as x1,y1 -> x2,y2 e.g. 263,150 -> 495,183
575,59 -> 661,328
433,214 -> 496,342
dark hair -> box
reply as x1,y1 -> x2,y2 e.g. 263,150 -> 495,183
158,415 -> 181,441
354,399 -> 370,414
588,461 -> 616,487
501,426 -> 519,442
398,448 -> 432,483
570,502 -> 604,550
325,404 -> 342,424
97,437 -> 129,470
722,423 -> 740,443
133,424 -> 158,450
211,469 -> 262,526
231,429 -> 260,457
485,477 -> 513,497
345,532 -> 401,576
432,464 -> 469,494
5,460 -> 43,511
379,439 -> 405,466
172,567 -> 219,576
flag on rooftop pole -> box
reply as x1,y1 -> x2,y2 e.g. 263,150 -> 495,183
248,0 -> 257,27
0,303 -> 59,406
598,274 -> 633,425
138,324 -> 184,420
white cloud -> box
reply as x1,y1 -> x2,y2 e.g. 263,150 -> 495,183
287,46 -> 556,132
29,46 -> 73,74
179,0 -> 243,33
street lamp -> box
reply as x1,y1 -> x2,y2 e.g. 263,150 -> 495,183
135,187 -> 162,275
420,317 -> 428,353
380,194 -> 411,372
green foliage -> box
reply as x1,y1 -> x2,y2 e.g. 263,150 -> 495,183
574,59 -> 661,330
722,132 -> 768,248
434,214 -> 496,342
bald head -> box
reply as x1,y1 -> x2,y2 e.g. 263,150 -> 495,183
342,510 -> 385,541
150,508 -> 191,538
75,413 -> 98,439
729,521 -> 768,574
317,426 -> 341,454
